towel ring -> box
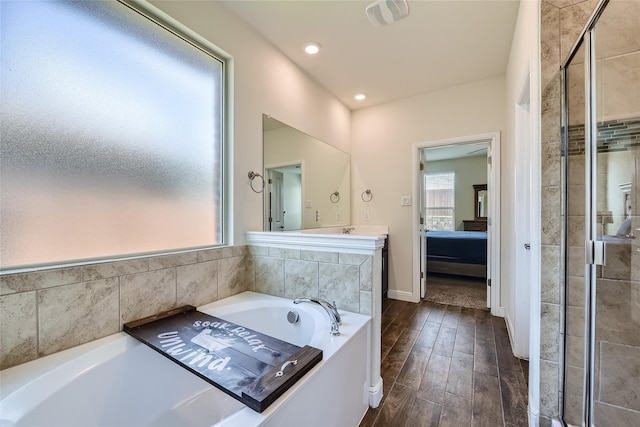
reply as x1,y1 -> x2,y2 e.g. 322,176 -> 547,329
330,191 -> 340,203
248,171 -> 264,193
361,189 -> 373,202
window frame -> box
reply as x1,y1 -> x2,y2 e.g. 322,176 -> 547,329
424,171 -> 456,231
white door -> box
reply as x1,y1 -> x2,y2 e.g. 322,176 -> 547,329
267,170 -> 284,230
513,74 -> 532,356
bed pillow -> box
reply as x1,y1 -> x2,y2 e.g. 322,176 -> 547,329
615,217 -> 632,237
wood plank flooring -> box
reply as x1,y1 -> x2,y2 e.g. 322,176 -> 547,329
360,298 -> 529,427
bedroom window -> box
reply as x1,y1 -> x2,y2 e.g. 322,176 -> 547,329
0,0 -> 225,269
425,172 -> 455,230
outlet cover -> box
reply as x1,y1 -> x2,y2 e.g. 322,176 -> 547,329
401,196 -> 412,206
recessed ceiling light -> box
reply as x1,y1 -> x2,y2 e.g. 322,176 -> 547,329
354,93 -> 367,101
303,42 -> 321,55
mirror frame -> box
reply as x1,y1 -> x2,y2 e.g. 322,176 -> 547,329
473,184 -> 488,220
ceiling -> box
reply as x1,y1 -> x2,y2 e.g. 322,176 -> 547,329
424,141 -> 488,161
220,0 -> 520,110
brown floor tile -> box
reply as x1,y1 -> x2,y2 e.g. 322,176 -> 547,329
415,321 -> 441,348
474,335 -> 498,376
426,303 -> 447,323
360,407 -> 379,427
374,383 -> 416,427
396,345 -> 432,389
417,353 -> 451,404
432,326 -> 457,357
446,350 -> 474,399
472,371 -> 504,427
494,334 -> 529,425
407,397 -> 442,427
407,304 -> 432,330
439,392 -> 472,427
441,305 -> 461,328
454,325 -> 475,355
361,296 -> 529,427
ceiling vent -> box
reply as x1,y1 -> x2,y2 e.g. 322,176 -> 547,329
366,0 -> 409,27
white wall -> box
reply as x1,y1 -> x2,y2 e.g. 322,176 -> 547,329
150,1 -> 351,244
351,76 -> 506,296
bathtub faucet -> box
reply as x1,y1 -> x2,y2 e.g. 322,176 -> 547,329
293,297 -> 341,336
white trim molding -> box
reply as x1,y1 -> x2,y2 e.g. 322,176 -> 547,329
246,229 -> 386,255
387,289 -> 414,302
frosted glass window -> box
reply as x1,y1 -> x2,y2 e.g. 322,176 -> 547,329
1,1 -> 225,268
425,172 -> 455,230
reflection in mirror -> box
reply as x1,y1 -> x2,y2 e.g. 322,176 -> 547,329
263,115 -> 351,231
474,184 -> 488,220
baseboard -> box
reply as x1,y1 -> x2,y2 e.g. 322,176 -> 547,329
387,289 -> 418,303
505,309 -> 516,346
492,305 -> 505,317
529,394 -> 539,427
504,309 -> 530,359
369,376 -> 383,408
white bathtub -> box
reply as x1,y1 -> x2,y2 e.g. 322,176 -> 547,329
0,292 -> 371,427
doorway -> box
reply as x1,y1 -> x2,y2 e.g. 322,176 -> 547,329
412,132 -> 502,316
264,163 -> 303,231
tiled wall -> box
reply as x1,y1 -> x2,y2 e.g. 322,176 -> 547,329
541,0 -> 640,425
248,245 -> 376,317
567,118 -> 640,155
0,246 -> 253,370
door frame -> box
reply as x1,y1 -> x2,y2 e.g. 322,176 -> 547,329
264,160 -> 305,231
412,132 -> 502,316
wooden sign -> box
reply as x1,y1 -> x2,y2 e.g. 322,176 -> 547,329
123,305 -> 323,412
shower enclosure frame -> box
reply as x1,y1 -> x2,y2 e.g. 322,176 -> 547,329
561,2 -> 607,424
560,0 -> 639,425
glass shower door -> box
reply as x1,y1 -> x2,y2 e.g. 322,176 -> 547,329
563,1 -> 640,425
563,39 -> 588,427
592,1 -> 640,424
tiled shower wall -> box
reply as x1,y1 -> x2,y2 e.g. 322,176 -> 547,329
248,245 -> 376,317
0,246 -> 253,370
540,0 -> 600,425
541,0 -> 640,425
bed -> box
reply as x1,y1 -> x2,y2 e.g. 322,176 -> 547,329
425,230 -> 487,278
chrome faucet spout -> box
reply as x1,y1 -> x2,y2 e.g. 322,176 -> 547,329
293,297 -> 341,336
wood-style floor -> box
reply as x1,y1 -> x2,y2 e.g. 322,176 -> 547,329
360,298 -> 529,427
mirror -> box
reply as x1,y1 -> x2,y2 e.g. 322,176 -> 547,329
263,115 -> 351,231
474,184 -> 488,220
